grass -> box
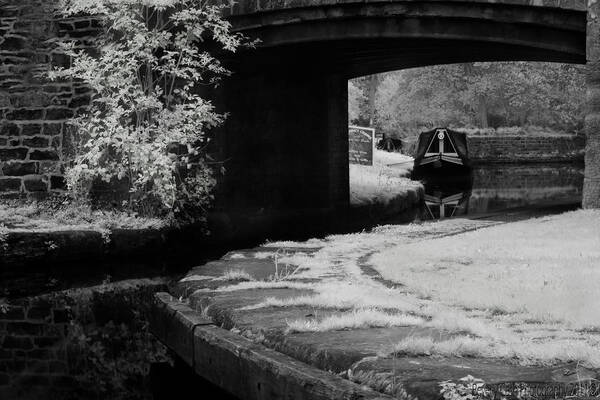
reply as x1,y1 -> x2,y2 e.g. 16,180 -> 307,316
216,211 -> 600,368
216,270 -> 254,282
373,150 -> 414,169
286,309 -> 424,333
240,282 -> 422,313
367,210 -> 600,367
349,151 -> 421,207
370,210 -> 600,329
0,198 -> 165,231
350,164 -> 421,207
390,336 -> 600,367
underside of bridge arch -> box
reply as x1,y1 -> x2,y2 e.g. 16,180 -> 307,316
230,37 -> 583,78
227,1 -> 585,75
209,1 -> 587,226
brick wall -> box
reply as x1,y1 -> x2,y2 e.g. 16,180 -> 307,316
467,134 -> 586,163
472,164 -> 584,190
0,0 -> 96,196
0,279 -> 168,400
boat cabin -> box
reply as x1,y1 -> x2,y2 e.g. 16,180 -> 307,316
413,128 -> 470,174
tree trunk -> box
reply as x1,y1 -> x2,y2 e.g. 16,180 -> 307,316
477,95 -> 489,128
519,111 -> 527,127
584,4 -> 600,208
367,75 -> 378,127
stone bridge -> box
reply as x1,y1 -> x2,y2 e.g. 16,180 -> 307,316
209,0 -> 599,219
0,0 -> 597,227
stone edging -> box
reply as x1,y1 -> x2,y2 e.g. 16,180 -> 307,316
149,292 -> 394,400
0,227 -> 168,268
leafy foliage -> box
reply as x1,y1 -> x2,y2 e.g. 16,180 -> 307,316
350,62 -> 585,138
69,309 -> 171,400
49,0 -> 248,221
440,376 -> 490,400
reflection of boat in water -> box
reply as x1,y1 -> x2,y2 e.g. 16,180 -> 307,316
423,190 -> 471,220
418,172 -> 474,220
413,128 -> 471,175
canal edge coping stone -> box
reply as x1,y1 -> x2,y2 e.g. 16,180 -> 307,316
150,292 -> 395,400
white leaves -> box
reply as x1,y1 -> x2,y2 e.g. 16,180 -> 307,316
52,0 -> 247,214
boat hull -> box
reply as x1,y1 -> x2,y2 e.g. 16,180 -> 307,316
413,158 -> 472,177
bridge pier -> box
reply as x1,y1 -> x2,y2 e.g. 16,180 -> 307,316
212,71 -> 349,217
585,2 -> 600,208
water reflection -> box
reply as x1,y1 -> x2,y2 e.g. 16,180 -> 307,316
417,164 -> 584,220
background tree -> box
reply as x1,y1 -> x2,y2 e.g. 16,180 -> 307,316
349,62 -> 586,139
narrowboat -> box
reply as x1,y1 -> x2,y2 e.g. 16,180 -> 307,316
413,128 -> 471,175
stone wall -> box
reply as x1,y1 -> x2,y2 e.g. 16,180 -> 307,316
467,134 -> 586,163
472,164 -> 584,190
0,0 -> 95,196
0,278 -> 168,400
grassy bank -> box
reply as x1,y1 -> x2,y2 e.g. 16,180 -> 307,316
0,198 -> 165,232
349,150 -> 420,206
207,210 -> 600,368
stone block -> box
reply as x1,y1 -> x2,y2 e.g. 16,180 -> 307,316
0,122 -> 19,136
0,36 -> 28,51
26,306 -> 52,320
48,360 -> 67,374
42,123 -> 62,135
50,175 -> 66,190
5,322 -> 43,335
50,375 -> 76,387
67,30 -> 97,39
43,325 -> 65,337
1,161 -> 37,176
68,95 -> 90,109
6,108 -> 44,121
74,86 -> 91,95
10,92 -> 53,108
52,309 -> 70,323
33,336 -> 62,347
50,53 -> 71,68
0,147 -> 28,161
73,20 -> 91,29
21,123 -> 42,136
42,85 -> 70,94
27,349 -> 51,360
0,359 -> 26,373
26,360 -> 49,374
19,374 -> 49,386
0,177 -> 22,192
23,176 -> 47,192
2,336 -> 33,350
45,108 -> 73,120
0,306 -> 25,321
23,136 -> 49,148
29,150 -> 59,160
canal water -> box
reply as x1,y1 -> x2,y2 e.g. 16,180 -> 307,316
416,163 -> 584,221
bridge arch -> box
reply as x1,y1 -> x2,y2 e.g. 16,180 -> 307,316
210,0 -> 589,219
224,0 -> 585,76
